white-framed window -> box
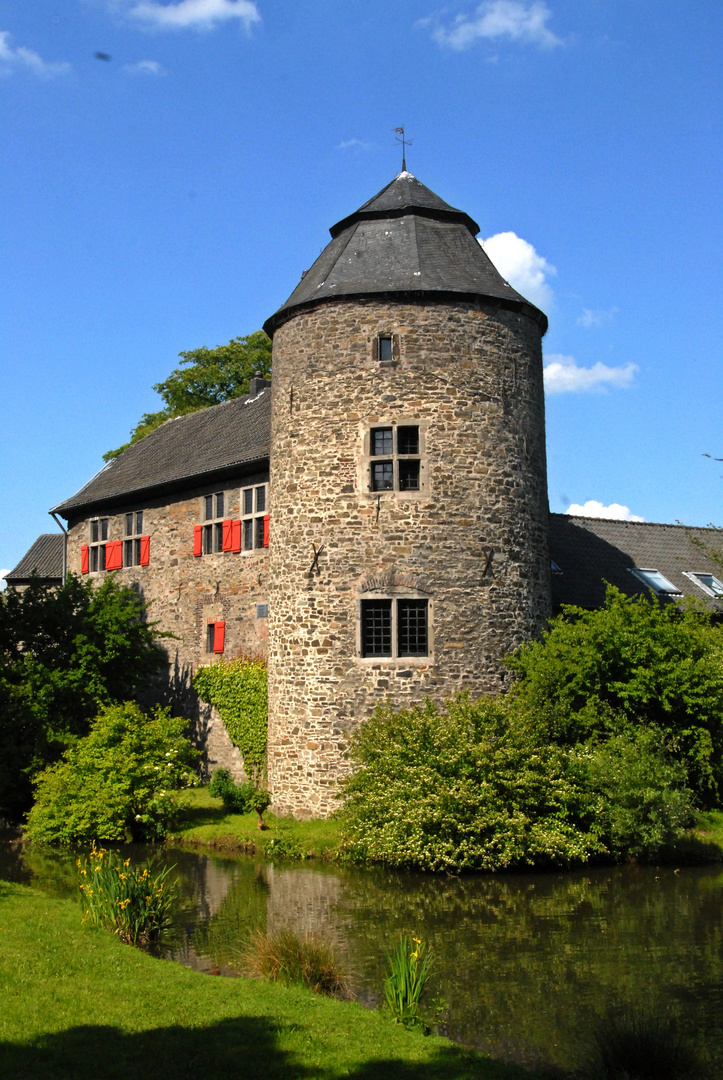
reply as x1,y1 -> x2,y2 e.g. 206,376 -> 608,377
89,517 -> 109,572
359,597 -> 430,660
202,492 -> 225,555
123,511 -> 144,567
683,571 -> 723,597
241,483 -> 268,551
629,567 -> 682,596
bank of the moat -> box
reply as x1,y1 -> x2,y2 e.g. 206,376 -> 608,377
3,838 -> 723,1074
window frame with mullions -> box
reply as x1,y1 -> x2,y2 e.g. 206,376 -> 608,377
358,594 -> 432,664
201,491 -> 226,555
123,510 -> 147,568
361,419 -> 428,498
241,483 -> 269,552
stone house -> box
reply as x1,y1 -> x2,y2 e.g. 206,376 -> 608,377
6,171 -> 723,815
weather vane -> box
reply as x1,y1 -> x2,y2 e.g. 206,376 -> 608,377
392,126 -> 412,172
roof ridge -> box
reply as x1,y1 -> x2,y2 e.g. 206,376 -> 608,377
556,513 -> 720,531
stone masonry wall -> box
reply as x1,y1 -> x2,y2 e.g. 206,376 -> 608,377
268,296 -> 551,817
65,472 -> 269,778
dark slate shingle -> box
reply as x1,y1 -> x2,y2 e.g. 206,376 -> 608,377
5,534 -> 64,584
549,513 -> 723,610
264,172 -> 546,336
52,388 -> 271,516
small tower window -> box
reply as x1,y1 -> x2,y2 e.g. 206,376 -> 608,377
379,336 -> 393,362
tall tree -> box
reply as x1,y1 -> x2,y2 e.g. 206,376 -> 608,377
104,331 -> 272,460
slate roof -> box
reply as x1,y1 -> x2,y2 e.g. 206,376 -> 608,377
264,172 -> 547,336
52,388 -> 271,517
5,534 -> 64,585
549,513 -> 723,610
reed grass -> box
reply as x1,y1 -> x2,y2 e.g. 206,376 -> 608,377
242,927 -> 348,997
578,1006 -> 703,1080
78,842 -> 176,945
384,934 -> 433,1027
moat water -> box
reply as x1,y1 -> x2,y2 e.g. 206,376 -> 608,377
2,842 -> 723,1072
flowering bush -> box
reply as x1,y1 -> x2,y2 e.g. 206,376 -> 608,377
340,695 -> 693,872
26,702 -> 199,844
78,842 -> 176,944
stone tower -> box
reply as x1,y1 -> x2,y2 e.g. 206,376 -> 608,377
262,172 -> 551,817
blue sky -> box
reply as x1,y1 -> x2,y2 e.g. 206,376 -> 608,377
2,0 -> 721,579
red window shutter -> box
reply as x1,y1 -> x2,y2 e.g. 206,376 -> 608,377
213,621 -> 225,654
231,519 -> 242,553
106,540 -> 123,571
139,535 -> 150,566
263,514 -> 270,548
81,545 -> 89,574
193,524 -> 203,557
222,519 -> 233,552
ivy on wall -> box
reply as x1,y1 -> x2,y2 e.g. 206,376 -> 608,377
193,656 -> 268,783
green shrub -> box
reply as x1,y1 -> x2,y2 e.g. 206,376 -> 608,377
242,928 -> 347,997
340,696 -> 696,872
194,657 -> 267,783
26,702 -> 199,844
384,935 -> 434,1028
579,727 -> 695,860
508,586 -> 723,805
207,768 -> 271,827
78,843 -> 177,945
0,574 -> 166,820
340,696 -> 603,873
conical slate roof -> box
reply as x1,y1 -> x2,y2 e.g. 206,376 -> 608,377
263,172 -> 547,335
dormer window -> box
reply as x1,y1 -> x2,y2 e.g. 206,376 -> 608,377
683,572 -> 723,597
629,568 -> 681,596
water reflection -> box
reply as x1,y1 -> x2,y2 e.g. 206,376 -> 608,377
3,840 -> 723,1072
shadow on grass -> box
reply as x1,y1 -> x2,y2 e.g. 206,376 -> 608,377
0,1016 -> 533,1080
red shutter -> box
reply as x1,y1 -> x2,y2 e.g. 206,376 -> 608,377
193,524 -> 203,557
263,514 -> 270,548
213,621 -> 225,654
106,540 -> 123,571
81,545 -> 89,575
231,519 -> 242,553
222,519 -> 233,552
139,535 -> 150,566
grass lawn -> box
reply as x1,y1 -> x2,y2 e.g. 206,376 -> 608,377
168,785 -> 346,859
0,882 -> 533,1080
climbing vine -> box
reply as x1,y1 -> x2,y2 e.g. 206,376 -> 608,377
193,655 -> 268,783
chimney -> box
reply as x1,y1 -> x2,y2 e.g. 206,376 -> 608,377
248,372 -> 271,398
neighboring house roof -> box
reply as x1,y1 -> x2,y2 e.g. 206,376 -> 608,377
264,172 -> 547,336
52,388 -> 271,517
5,534 -> 64,586
549,514 -> 723,610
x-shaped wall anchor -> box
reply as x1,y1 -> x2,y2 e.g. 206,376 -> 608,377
481,548 -> 495,578
309,542 -> 325,578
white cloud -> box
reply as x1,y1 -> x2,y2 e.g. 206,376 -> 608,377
337,138 -> 375,152
0,30 -> 70,76
480,231 -> 555,310
577,306 -> 618,328
0,570 -> 8,591
426,1 -> 562,51
566,500 -> 645,523
543,354 -> 638,394
126,0 -> 260,31
122,59 -> 166,74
